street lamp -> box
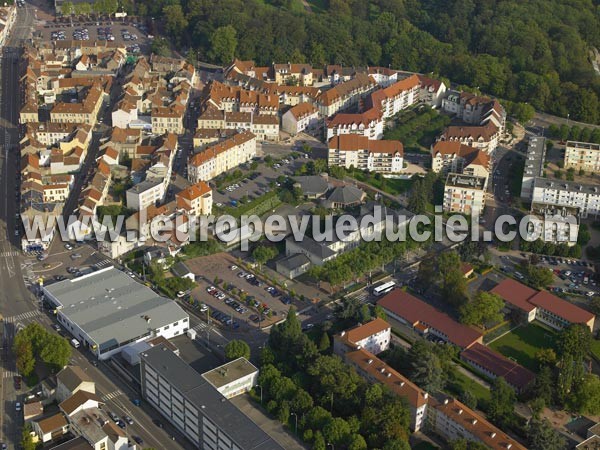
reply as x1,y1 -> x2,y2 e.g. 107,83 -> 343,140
327,443 -> 334,450
256,384 -> 263,405
290,412 -> 298,435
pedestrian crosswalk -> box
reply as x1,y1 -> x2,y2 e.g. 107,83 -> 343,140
0,251 -> 19,257
4,310 -> 41,324
95,259 -> 113,268
2,369 -> 18,379
102,390 -> 123,401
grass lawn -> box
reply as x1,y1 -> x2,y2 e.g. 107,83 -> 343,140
446,367 -> 491,406
349,170 -> 414,195
590,339 -> 600,361
489,322 -> 557,371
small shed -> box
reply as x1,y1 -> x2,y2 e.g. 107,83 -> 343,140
171,262 -> 195,281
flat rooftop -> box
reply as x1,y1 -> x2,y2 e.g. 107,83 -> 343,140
445,173 -> 486,190
43,267 -> 188,352
202,358 -> 258,389
533,177 -> 600,195
566,140 -> 600,151
141,345 -> 284,450
523,136 -> 546,179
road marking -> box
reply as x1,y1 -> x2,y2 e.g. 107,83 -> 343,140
102,390 -> 124,401
4,310 -> 41,323
0,251 -> 20,257
2,370 -> 18,379
95,259 -> 113,268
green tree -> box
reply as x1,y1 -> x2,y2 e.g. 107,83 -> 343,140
459,291 -> 504,328
40,335 -> 72,372
15,340 -> 35,377
408,340 -> 445,392
209,26 -> 238,65
373,305 -> 387,320
528,418 -> 566,450
571,374 -> 600,414
529,366 -> 554,407
163,4 -> 188,45
61,1 -> 73,15
151,37 -> 169,57
318,332 -> 330,352
382,440 -> 411,450
535,348 -> 557,368
252,246 -> 278,268
21,424 -> 36,450
348,434 -> 367,450
488,377 -> 516,427
224,339 -> 251,360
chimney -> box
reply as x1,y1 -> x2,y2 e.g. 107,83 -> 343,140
367,359 -> 373,365
386,373 -> 391,378
471,419 -> 477,425
458,409 -> 463,415
490,432 -> 496,438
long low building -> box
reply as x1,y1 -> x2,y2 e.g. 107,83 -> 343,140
42,267 -> 189,360
491,278 -> 595,331
460,343 -> 534,393
377,289 -> 483,349
141,344 -> 284,450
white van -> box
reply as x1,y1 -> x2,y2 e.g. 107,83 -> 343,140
70,338 -> 80,349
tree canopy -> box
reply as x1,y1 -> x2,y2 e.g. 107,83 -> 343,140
134,0 -> 600,123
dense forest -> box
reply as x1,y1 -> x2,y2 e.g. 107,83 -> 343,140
136,0 -> 600,123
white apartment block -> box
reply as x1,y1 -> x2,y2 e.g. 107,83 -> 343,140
126,179 -> 165,211
520,136 -> 546,199
328,134 -> 404,173
326,110 -> 384,141
564,141 -> 600,173
417,75 -> 447,108
527,203 -> 580,246
333,318 -> 392,356
532,178 -> 600,219
175,182 -> 213,217
187,131 -> 256,183
316,74 -> 378,118
281,102 -> 320,135
443,174 -> 487,215
367,74 -> 420,119
431,141 -> 490,179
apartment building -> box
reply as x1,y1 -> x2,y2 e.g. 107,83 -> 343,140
526,202 -> 580,245
367,66 -> 399,87
366,74 -> 420,119
50,83 -> 105,125
431,141 -> 490,177
429,397 -> 526,450
326,110 -> 384,141
328,134 -> 404,173
564,140 -> 600,173
344,348 -> 430,432
175,181 -> 213,217
281,102 -> 320,135
439,121 -> 501,154
126,179 -> 165,211
520,136 -> 546,199
152,105 -> 185,134
442,91 -> 505,131
187,131 -> 256,183
202,80 -> 279,115
443,174 -> 488,215
492,278 -> 595,331
140,344 -> 285,450
272,62 -> 314,86
531,178 -> 600,219
417,75 -> 447,108
315,74 -> 378,117
197,107 -> 279,141
0,6 -> 16,47
333,318 -> 391,356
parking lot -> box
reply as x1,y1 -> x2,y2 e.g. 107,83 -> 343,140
40,20 -> 150,52
212,156 -> 307,208
183,253 -> 301,330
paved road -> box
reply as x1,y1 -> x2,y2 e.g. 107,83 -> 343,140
0,3 -> 39,447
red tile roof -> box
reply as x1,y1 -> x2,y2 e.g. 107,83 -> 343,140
377,290 -> 482,349
528,290 -> 594,325
461,343 -> 535,391
490,279 -> 537,313
342,318 -> 390,345
329,134 -> 403,155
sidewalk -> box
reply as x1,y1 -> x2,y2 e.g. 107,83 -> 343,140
230,395 -> 307,450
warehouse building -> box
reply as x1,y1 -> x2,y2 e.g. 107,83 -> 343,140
42,267 -> 189,360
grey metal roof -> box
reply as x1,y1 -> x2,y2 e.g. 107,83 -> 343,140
141,345 -> 285,450
533,177 -> 600,195
276,253 -> 311,271
293,175 -> 329,196
326,185 -> 365,205
171,261 -> 193,278
44,268 -> 188,352
286,236 -> 336,259
523,137 -> 546,179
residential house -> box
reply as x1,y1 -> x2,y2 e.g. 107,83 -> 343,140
328,134 -> 404,173
281,103 -> 320,135
175,181 -> 213,217
333,318 -> 391,356
56,366 -> 95,403
326,109 -> 384,141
